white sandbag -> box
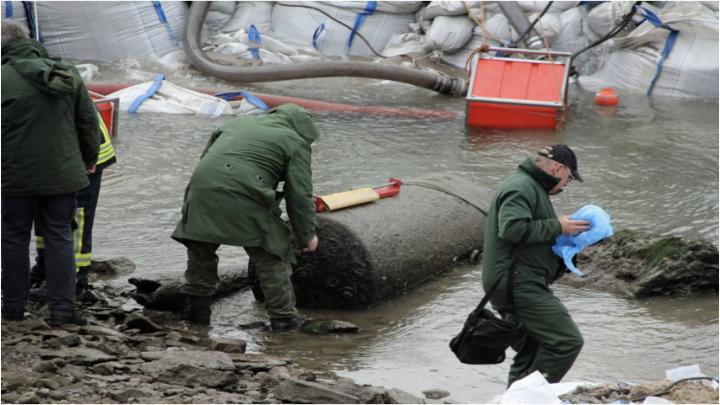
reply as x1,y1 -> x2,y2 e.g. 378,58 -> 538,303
699,1 -> 719,11
416,1 -> 481,20
107,80 -> 234,116
34,2 -> 186,62
381,32 -> 427,57
321,1 -> 424,14
441,25 -> 506,69
552,6 -> 590,52
516,1 -> 579,13
425,15 -> 476,53
579,2 -> 719,98
210,1 -> 236,15
526,11 -> 562,45
76,64 -> 99,83
585,1 -> 634,39
271,2 -> 415,57
1,1 -> 27,22
221,2 -> 273,34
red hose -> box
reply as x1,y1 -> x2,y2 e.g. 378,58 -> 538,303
87,82 -> 460,120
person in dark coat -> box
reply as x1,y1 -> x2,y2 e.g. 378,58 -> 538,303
1,19 -> 100,326
172,104 -> 319,331
481,145 -> 590,386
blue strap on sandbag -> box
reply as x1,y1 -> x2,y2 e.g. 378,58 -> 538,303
128,74 -> 165,113
345,1 -> 376,55
5,1 -> 13,18
552,204 -> 614,277
152,1 -> 180,48
634,5 -> 679,96
213,90 -> 269,111
248,24 -> 262,60
312,23 -> 326,50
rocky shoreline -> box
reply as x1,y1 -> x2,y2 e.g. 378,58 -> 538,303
1,283 -> 442,404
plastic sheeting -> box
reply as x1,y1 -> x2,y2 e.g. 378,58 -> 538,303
20,2 -> 187,62
552,204 -> 614,277
271,1 -> 414,57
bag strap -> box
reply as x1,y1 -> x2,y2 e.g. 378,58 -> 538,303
475,221 -> 533,313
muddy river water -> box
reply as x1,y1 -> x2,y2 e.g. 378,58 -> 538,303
93,76 -> 718,402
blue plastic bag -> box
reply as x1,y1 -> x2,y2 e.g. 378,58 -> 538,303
552,204 -> 614,277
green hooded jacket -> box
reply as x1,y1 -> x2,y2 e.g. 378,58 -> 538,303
481,158 -> 565,310
1,38 -> 100,196
172,104 -> 319,263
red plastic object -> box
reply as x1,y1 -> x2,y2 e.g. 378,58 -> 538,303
466,48 -> 571,129
96,101 -> 114,134
373,178 -> 402,199
313,195 -> 329,213
594,87 -> 619,106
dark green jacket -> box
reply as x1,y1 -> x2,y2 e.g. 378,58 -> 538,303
1,38 -> 100,196
172,104 -> 319,263
481,158 -> 564,309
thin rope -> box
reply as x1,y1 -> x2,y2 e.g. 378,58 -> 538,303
402,180 -> 488,216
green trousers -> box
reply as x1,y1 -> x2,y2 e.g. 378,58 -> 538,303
181,239 -> 298,318
492,277 -> 584,386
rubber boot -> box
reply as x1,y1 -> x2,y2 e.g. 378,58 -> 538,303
183,295 -> 212,325
270,315 -> 306,332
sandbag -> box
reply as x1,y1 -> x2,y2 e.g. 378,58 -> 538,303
579,2 -> 719,98
106,79 -> 235,116
441,16 -> 512,69
585,1 -> 635,40
516,1 -> 579,14
425,15 -> 476,53
381,32 -> 428,57
552,6 -> 590,52
321,1 -> 424,14
286,176 -> 489,309
271,2 -> 415,57
221,2 -> 273,34
416,1 -> 482,20
34,2 -> 187,62
1,1 -> 26,22
205,2 -> 235,30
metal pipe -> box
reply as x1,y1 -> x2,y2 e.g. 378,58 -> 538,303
183,2 -> 467,96
498,1 -> 545,50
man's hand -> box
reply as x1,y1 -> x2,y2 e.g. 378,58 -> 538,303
86,164 -> 96,174
303,235 -> 319,253
559,215 -> 590,235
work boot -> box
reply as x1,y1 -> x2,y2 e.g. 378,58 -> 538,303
48,311 -> 87,327
270,316 -> 306,332
29,286 -> 49,304
183,295 -> 212,325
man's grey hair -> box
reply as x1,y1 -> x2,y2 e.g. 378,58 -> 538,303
1,19 -> 31,48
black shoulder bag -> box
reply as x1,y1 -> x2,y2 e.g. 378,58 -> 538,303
449,224 -> 531,365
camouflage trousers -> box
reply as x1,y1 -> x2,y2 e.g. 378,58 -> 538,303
180,239 -> 298,318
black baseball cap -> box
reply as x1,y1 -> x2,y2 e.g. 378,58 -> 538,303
537,144 -> 583,182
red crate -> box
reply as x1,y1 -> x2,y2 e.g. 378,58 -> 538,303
466,47 -> 571,129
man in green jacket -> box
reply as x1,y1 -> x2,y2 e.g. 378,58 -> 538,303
172,104 -> 319,331
1,19 -> 100,326
482,145 -> 590,386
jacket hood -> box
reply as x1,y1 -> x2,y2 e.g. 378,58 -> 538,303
2,38 -> 78,96
270,104 -> 320,145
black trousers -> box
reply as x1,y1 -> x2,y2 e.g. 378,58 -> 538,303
33,170 -> 103,284
2,193 -> 78,317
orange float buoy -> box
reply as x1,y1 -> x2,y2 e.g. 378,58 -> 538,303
595,87 -> 619,106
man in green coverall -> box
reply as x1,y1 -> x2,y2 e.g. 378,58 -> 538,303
172,104 -> 319,331
482,145 -> 590,386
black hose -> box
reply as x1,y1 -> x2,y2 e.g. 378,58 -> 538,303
570,2 -> 641,64
183,2 -> 468,96
512,1 -> 554,48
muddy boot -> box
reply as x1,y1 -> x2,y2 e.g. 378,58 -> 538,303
183,295 -> 212,325
270,316 -> 306,332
